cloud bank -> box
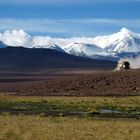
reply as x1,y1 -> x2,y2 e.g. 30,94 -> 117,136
0,29 -> 99,47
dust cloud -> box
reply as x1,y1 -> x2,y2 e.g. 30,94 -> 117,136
119,56 -> 140,69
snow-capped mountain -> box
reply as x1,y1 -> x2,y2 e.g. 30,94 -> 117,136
0,28 -> 140,60
93,28 -> 140,53
34,44 -> 65,52
63,43 -> 107,57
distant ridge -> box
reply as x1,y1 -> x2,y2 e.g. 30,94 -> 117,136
0,47 -> 117,71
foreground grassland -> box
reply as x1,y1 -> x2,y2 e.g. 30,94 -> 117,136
0,115 -> 140,140
0,95 -> 140,140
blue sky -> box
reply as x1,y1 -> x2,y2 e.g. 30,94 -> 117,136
0,0 -> 140,37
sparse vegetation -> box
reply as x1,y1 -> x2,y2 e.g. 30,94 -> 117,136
0,95 -> 140,140
0,95 -> 140,117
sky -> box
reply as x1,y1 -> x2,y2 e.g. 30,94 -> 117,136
0,0 -> 140,37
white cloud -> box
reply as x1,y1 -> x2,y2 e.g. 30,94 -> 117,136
0,29 -> 105,47
0,29 -> 98,47
0,29 -> 33,47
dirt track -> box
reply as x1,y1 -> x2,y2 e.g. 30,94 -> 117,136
6,69 -> 139,96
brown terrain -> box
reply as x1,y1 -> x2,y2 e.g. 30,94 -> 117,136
0,69 -> 139,96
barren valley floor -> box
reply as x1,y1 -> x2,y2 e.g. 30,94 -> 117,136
0,68 -> 139,96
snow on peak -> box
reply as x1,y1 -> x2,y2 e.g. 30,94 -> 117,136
107,28 -> 140,53
119,27 -> 139,38
93,28 -> 140,53
34,44 -> 65,52
64,43 -> 107,57
120,27 -> 132,34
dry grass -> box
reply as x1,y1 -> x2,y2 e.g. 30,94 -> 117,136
0,95 -> 140,140
0,115 -> 140,140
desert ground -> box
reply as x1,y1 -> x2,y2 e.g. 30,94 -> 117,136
0,68 -> 139,96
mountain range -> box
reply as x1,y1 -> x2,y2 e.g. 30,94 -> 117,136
0,47 -> 116,71
0,28 -> 140,61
